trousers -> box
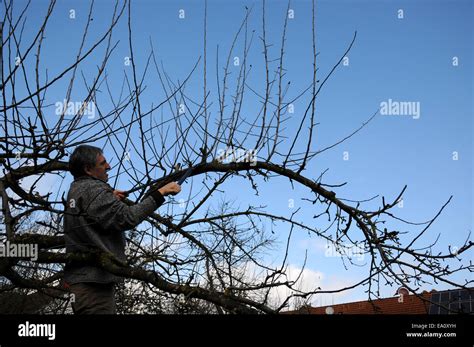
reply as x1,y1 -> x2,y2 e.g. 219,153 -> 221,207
69,282 -> 116,314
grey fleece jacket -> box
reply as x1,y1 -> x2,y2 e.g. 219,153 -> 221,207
63,176 -> 165,284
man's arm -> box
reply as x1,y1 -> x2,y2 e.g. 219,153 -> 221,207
84,185 -> 164,233
84,181 -> 180,233
142,181 -> 181,201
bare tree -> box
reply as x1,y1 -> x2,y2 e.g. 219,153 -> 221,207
0,0 -> 471,314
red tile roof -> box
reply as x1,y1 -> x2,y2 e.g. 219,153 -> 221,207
291,291 -> 433,314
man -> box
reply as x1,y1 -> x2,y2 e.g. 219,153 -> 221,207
63,145 -> 180,314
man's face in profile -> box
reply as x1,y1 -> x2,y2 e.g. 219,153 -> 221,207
85,154 -> 111,182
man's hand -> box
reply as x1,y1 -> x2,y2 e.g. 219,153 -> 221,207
113,190 -> 129,201
158,182 -> 181,196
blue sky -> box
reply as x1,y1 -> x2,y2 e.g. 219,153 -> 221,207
9,0 -> 472,306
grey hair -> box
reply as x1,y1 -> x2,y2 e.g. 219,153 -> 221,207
69,145 -> 103,178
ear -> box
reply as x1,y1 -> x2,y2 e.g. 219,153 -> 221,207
84,165 -> 93,176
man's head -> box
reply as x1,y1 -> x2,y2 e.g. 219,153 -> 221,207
69,145 -> 111,182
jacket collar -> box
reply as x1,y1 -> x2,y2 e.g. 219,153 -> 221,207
74,175 -> 108,185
